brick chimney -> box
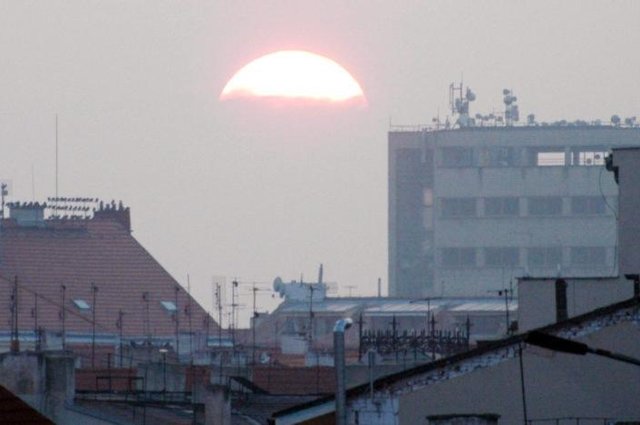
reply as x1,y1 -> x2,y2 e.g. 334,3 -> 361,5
94,200 -> 131,232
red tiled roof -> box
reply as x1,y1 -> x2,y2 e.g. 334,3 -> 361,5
0,214 -> 217,340
252,366 -> 336,395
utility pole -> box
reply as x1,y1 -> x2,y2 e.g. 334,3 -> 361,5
91,283 -> 98,368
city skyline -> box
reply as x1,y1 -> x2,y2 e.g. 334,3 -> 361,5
1,1 -> 639,324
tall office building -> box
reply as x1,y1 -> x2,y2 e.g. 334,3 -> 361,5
389,124 -> 640,297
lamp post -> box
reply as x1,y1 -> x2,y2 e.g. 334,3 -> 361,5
334,318 -> 353,425
159,348 -> 168,398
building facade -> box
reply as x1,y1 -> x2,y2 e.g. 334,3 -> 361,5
389,126 -> 640,297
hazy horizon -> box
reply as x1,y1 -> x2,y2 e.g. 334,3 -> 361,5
1,0 -> 639,326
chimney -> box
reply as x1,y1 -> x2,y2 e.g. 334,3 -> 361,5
204,384 -> 231,425
555,279 -> 568,322
94,201 -> 131,232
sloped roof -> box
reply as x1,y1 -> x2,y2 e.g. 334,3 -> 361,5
272,296 -> 640,420
0,384 -> 54,424
0,213 -> 216,339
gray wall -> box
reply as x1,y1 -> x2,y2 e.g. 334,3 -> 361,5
397,322 -> 640,425
612,147 -> 640,277
517,276 -> 634,331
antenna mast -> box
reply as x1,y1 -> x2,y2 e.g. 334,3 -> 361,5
60,284 -> 66,351
10,276 -> 19,353
55,114 -> 58,217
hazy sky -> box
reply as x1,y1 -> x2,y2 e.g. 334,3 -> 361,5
1,1 -> 639,324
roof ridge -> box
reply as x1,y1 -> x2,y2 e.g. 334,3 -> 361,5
272,296 -> 640,418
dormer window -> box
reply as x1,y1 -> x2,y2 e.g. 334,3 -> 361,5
161,301 -> 177,312
73,299 -> 91,310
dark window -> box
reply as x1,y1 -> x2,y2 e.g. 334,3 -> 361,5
485,197 -> 519,216
488,147 -> 516,167
441,147 -> 474,167
528,197 -> 563,216
571,196 -> 606,215
571,247 -> 606,265
441,248 -> 476,267
485,247 -> 520,267
441,198 -> 476,218
528,247 -> 562,267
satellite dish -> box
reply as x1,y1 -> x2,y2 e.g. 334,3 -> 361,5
273,277 -> 285,297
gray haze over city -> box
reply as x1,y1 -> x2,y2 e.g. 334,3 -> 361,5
1,1 -> 639,325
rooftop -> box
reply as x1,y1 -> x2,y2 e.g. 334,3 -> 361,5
0,201 -> 216,340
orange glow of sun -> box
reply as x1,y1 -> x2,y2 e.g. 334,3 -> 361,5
220,50 -> 365,103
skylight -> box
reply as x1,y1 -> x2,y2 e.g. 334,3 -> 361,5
161,301 -> 177,312
73,299 -> 91,310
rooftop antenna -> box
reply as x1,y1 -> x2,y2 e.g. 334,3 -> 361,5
91,283 -> 98,368
503,89 -> 520,127
231,280 -> 238,355
10,276 -> 19,353
252,282 -> 258,364
317,264 -> 323,285
116,310 -> 125,367
174,286 -> 180,358
212,278 -> 223,379
187,274 -> 193,364
32,292 -> 40,351
1,182 -> 8,219
142,291 -> 152,351
31,165 -> 35,201
55,114 -> 58,218
449,79 -> 476,128
308,284 -> 315,357
60,284 -> 66,351
344,285 -> 356,297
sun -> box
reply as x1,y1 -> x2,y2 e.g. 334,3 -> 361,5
220,50 -> 365,103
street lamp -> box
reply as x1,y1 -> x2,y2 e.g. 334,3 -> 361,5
159,348 -> 168,397
334,318 -> 353,425
525,331 -> 640,367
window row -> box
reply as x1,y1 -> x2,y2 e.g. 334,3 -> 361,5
439,146 -> 608,168
439,196 -> 611,218
440,246 -> 608,267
